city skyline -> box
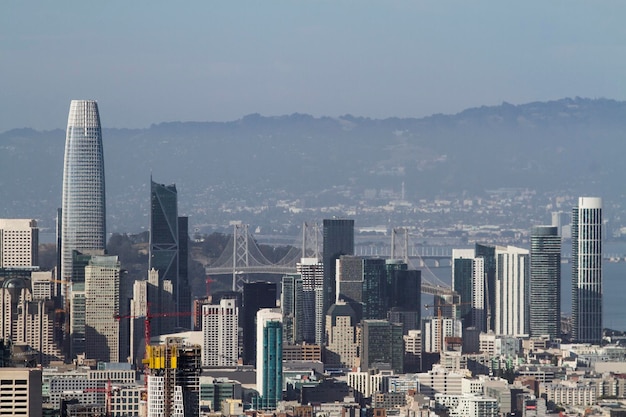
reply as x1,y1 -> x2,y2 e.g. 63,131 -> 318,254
3,3 -> 626,414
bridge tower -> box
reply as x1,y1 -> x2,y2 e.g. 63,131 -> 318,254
391,227 -> 410,263
302,222 -> 321,259
232,223 -> 249,291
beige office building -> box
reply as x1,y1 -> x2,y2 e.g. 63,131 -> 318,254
0,368 -> 42,417
84,255 -> 121,362
0,219 -> 38,268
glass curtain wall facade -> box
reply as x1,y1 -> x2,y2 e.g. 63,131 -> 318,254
61,100 -> 106,286
361,320 -> 404,373
475,243 -> 496,332
572,197 -> 603,344
242,282 -> 276,364
297,258 -> 324,345
150,179 -> 190,329
281,274 -> 304,345
255,309 -> 283,410
322,219 -> 354,317
362,258 -> 387,320
530,226 -> 561,339
388,266 -> 421,334
452,249 -> 475,328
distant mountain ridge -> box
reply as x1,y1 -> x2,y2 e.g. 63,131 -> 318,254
1,97 -> 625,233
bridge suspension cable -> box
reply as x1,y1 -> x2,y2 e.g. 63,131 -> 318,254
205,223 -> 454,296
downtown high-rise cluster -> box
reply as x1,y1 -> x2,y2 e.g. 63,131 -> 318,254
0,100 -> 612,417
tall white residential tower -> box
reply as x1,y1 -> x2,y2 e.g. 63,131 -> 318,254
495,245 -> 529,337
202,298 -> 239,367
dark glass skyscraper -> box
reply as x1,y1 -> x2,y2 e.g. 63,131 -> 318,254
387,263 -> 421,334
530,226 -> 561,339
362,258 -> 387,320
452,250 -> 474,327
242,282 -> 277,364
361,320 -> 404,373
61,100 -> 106,285
572,197 -> 603,343
475,243 -> 496,332
281,274 -> 304,344
149,179 -> 190,329
322,219 -> 354,316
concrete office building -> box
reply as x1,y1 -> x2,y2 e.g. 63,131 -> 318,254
297,258 -> 324,345
423,317 -> 463,354
325,300 -> 359,368
0,272 -> 63,365
84,255 -> 122,362
0,368 -> 42,417
202,298 -> 239,367
0,219 -> 38,268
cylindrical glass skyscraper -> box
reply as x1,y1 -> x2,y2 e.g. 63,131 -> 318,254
61,100 -> 106,285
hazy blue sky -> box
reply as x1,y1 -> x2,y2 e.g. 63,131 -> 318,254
2,1 -> 625,132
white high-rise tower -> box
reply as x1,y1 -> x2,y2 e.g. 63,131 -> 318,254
495,245 -> 529,337
202,298 -> 239,367
61,100 -> 106,286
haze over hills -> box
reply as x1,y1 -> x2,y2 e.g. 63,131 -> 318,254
2,97 -> 626,237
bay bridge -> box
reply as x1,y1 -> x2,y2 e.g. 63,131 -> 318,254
204,223 -> 454,296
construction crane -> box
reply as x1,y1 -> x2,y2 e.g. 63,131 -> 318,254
83,380 -> 117,417
205,275 -> 215,300
46,278 -> 72,299
114,303 -> 195,387
47,278 -> 72,350
424,300 -> 472,353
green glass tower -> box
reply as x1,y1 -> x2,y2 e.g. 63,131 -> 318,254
255,309 -> 283,409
